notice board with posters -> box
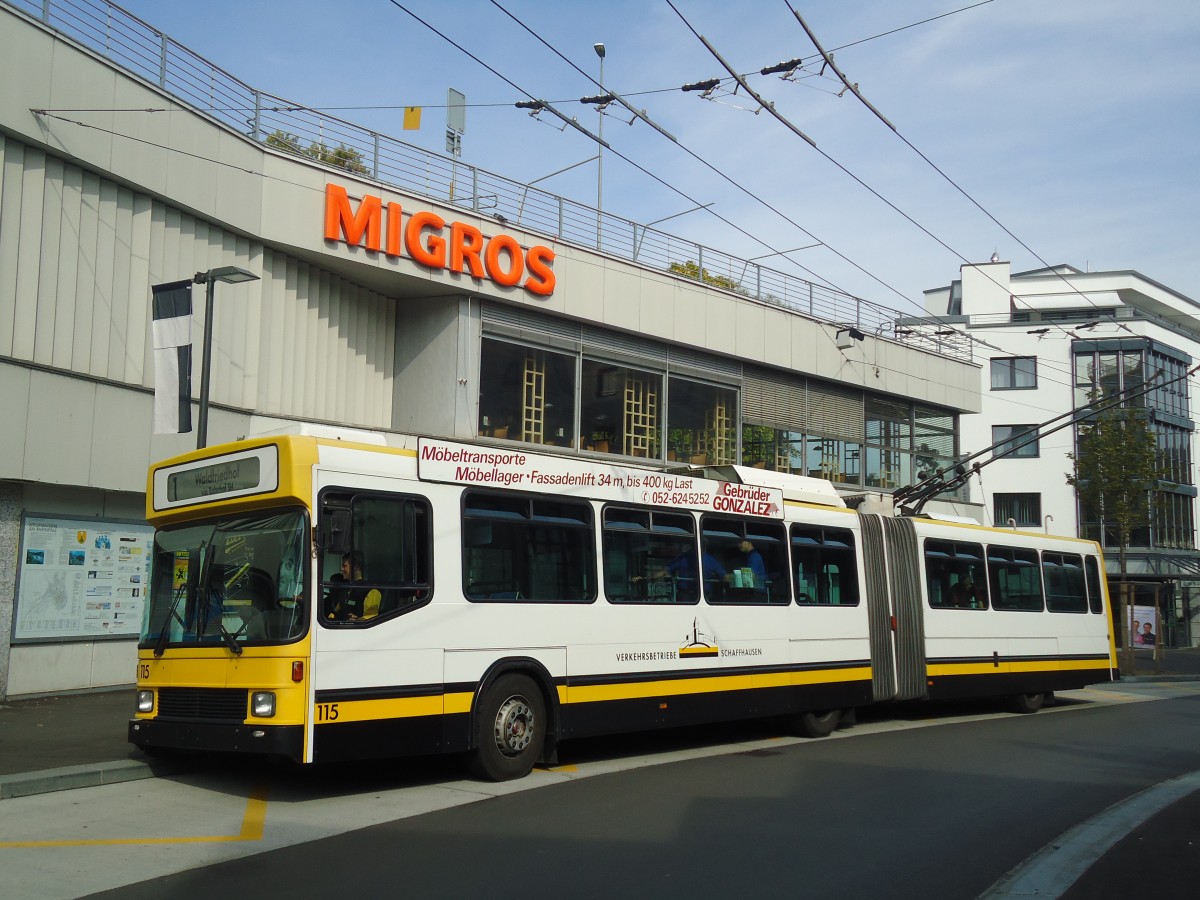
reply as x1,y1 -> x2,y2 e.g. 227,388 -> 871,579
13,515 -> 153,642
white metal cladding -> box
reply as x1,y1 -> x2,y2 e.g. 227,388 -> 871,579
0,135 -> 395,428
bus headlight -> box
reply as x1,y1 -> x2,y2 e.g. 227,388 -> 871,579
251,692 -> 276,718
137,690 -> 154,713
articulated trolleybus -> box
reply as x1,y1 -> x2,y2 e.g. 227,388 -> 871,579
130,429 -> 1117,780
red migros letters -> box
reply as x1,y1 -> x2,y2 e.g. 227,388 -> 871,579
323,184 -> 555,296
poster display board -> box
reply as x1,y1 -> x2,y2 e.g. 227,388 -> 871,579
1128,604 -> 1160,648
14,515 -> 153,642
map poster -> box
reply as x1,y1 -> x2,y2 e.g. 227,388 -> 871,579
14,515 -> 154,642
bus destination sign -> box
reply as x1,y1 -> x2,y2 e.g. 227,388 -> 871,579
154,446 -> 280,511
168,458 -> 261,502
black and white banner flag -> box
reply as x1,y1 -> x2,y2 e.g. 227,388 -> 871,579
151,280 -> 194,434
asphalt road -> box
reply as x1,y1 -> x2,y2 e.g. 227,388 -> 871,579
81,688 -> 1200,900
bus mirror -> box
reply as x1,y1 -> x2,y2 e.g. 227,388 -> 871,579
317,508 -> 352,554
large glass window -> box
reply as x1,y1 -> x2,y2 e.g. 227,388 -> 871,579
741,426 -> 806,473
1074,348 -> 1144,408
1078,498 -> 1150,549
924,539 -> 987,609
991,357 -> 1037,390
987,545 -> 1044,612
478,338 -> 577,448
318,491 -> 432,625
865,399 -> 913,489
914,407 -> 957,483
462,491 -> 594,602
806,436 -> 862,487
992,425 -> 1039,458
1156,424 -> 1193,486
144,509 -> 308,648
580,360 -> 662,459
666,376 -> 737,465
792,525 -> 860,606
602,507 -> 699,604
700,516 -> 789,604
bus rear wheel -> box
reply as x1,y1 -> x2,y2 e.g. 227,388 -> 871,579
1006,691 -> 1046,714
469,674 -> 546,781
794,709 -> 841,738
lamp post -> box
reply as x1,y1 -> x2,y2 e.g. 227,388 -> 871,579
193,265 -> 258,449
594,41 -> 605,250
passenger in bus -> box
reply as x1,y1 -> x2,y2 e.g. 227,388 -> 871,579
326,552 -> 382,621
951,568 -> 984,608
951,574 -> 972,608
641,548 -> 725,602
735,540 -> 767,592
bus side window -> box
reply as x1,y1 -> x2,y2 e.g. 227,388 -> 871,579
924,539 -> 985,609
1084,555 -> 1105,614
792,525 -> 860,606
988,545 -> 1043,612
318,490 -> 432,625
1044,552 -> 1087,613
463,491 -> 594,603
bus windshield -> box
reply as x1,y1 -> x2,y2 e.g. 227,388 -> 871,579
142,509 -> 308,650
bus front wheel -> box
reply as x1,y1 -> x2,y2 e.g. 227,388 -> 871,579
469,674 -> 546,781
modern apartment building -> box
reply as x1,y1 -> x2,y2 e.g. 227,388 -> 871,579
917,260 -> 1200,646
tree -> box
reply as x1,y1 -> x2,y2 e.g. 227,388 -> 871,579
1067,401 -> 1165,669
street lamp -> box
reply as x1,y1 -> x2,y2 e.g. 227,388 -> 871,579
594,41 -> 605,248
192,265 -> 258,449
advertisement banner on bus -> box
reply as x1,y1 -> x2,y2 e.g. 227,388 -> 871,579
416,439 -> 783,518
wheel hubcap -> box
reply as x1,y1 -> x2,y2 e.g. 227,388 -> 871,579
493,695 -> 534,756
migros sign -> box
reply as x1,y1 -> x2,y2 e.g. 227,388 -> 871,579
323,184 -> 555,296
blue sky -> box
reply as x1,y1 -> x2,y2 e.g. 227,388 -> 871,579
110,0 -> 1200,317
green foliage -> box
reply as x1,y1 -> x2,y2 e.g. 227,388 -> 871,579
668,260 -> 741,292
265,129 -> 370,175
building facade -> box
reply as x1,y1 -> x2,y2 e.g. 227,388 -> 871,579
918,260 -> 1200,647
0,0 -> 980,697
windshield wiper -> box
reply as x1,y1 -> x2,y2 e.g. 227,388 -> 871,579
215,614 -> 244,655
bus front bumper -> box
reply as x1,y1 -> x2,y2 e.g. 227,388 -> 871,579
128,718 -> 304,761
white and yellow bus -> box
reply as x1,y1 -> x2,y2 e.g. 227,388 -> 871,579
129,430 -> 1117,780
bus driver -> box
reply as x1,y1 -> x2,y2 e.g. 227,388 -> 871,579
326,551 -> 382,621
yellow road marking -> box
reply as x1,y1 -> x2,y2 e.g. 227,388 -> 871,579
0,785 -> 267,849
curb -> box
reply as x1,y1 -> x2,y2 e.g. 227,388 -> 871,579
0,757 -> 190,801
980,770 -> 1200,898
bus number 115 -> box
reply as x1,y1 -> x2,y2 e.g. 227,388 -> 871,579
315,703 -> 340,722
